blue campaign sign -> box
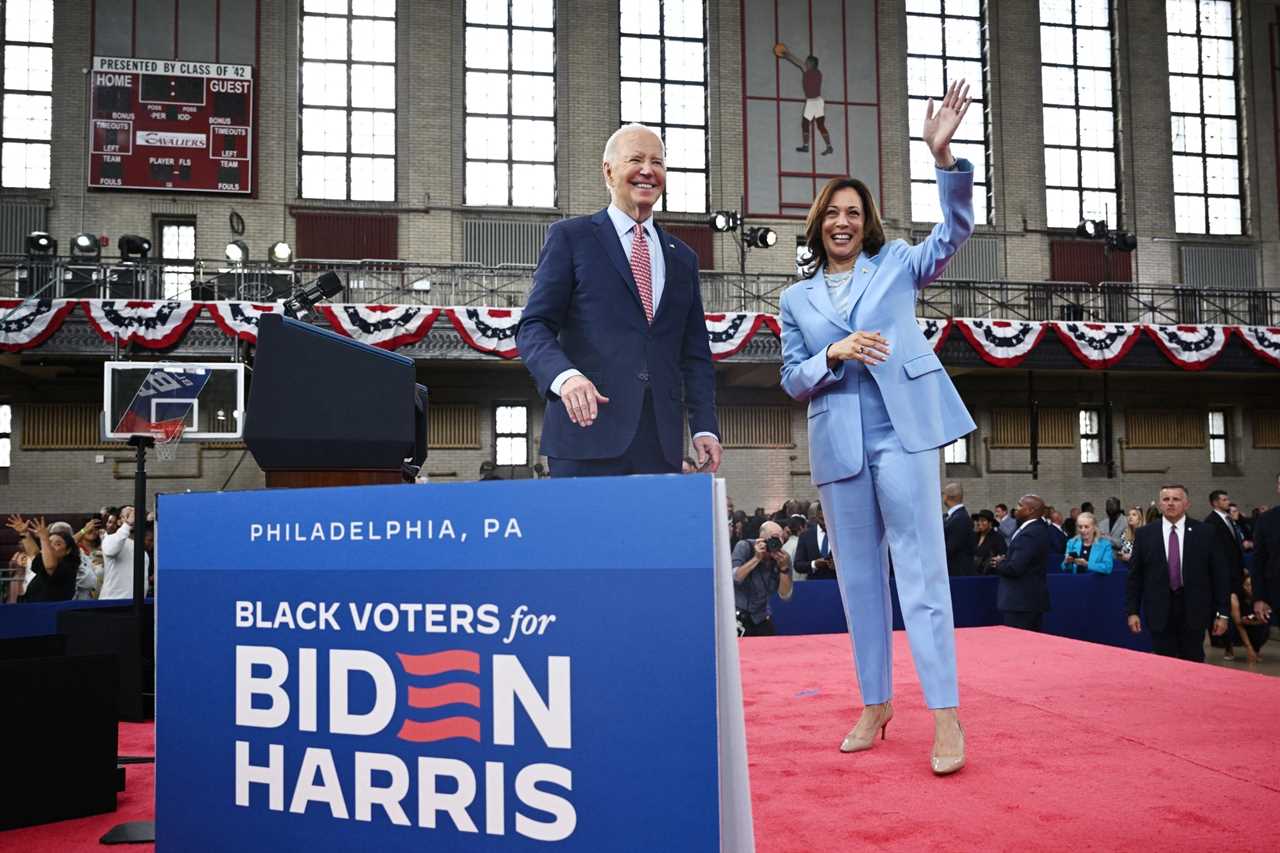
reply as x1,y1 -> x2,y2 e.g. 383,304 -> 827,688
155,475 -> 724,852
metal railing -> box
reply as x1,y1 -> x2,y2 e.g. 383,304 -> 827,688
3,256 -> 1278,325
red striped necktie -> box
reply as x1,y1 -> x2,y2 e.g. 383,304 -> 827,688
630,223 -> 654,324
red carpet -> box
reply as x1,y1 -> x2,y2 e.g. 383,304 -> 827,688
4,628 -> 1278,851
743,627 -> 1280,852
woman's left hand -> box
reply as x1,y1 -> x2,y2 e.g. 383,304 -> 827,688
923,79 -> 973,167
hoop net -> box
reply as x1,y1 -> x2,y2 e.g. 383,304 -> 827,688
149,421 -> 185,462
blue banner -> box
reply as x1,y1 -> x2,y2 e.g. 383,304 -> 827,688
156,475 -> 721,852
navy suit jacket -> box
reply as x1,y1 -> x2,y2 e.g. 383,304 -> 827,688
516,210 -> 718,465
1203,511 -> 1244,590
1251,506 -> 1280,605
793,525 -> 832,578
944,507 -> 976,576
1126,518 -> 1228,633
994,519 -> 1052,614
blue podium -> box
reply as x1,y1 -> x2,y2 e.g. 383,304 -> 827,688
155,475 -> 752,852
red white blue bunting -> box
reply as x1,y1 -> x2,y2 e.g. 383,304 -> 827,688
318,304 -> 441,350
1236,326 -> 1280,368
206,302 -> 282,343
0,298 -> 77,352
1145,324 -> 1233,371
706,313 -> 776,359
446,307 -> 522,359
1052,321 -> 1143,369
82,300 -> 203,349
915,317 -> 952,352
954,319 -> 1049,367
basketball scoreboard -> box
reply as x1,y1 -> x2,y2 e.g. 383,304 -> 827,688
88,56 -> 254,195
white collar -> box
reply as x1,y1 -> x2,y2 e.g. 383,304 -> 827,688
1214,509 -> 1232,523
947,503 -> 965,517
607,203 -> 654,241
1162,516 -> 1185,532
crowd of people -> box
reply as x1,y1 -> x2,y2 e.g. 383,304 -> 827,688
3,506 -> 153,604
729,477 -> 1280,667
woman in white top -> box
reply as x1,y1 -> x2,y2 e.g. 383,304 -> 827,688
100,505 -> 150,600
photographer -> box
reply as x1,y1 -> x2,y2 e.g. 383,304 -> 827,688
731,521 -> 794,636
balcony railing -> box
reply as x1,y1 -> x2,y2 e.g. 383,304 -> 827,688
3,256 -> 1278,326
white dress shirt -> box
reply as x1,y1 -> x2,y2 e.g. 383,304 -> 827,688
1161,515 -> 1186,567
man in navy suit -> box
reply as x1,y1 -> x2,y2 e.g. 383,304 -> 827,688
942,482 -> 975,576
990,494 -> 1052,631
1249,474 -> 1279,623
1204,489 -> 1245,594
516,124 -> 721,476
1127,485 -> 1229,662
794,502 -> 835,579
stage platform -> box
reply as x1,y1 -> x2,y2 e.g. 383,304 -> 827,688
4,627 -> 1278,852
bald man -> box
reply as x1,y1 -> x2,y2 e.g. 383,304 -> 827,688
990,494 -> 1053,631
731,520 -> 794,636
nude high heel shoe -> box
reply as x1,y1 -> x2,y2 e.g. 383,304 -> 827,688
931,721 -> 965,776
840,702 -> 893,753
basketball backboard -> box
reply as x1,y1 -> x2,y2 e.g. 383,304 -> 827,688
103,361 -> 245,441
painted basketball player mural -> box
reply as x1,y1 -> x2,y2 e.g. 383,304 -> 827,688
775,42 -> 833,156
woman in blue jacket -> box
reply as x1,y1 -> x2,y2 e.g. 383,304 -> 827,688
1062,512 -> 1114,574
779,80 -> 973,776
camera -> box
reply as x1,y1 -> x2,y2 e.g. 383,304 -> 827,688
764,536 -> 783,553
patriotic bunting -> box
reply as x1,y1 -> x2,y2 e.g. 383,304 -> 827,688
915,317 -> 952,352
1236,326 -> 1280,368
318,304 -> 441,350
706,313 -> 775,359
1145,324 -> 1233,371
82,300 -> 203,349
206,302 -> 282,343
1052,321 -> 1143,369
0,298 -> 77,352
446,307 -> 523,359
954,319 -> 1048,367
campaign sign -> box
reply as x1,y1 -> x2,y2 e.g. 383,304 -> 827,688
156,475 -> 745,852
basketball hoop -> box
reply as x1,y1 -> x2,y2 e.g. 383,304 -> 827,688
149,421 -> 185,462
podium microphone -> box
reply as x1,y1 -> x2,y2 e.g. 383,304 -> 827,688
283,271 -> 344,318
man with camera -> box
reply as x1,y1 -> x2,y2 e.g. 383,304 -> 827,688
732,520 -> 794,636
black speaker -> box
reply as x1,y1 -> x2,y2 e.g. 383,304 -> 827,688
0,653 -> 120,830
57,605 -> 153,721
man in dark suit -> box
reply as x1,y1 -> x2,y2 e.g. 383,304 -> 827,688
942,482 -> 975,576
1127,485 -> 1229,662
1249,474 -> 1280,623
1204,489 -> 1245,594
794,502 -> 835,579
516,124 -> 721,476
990,494 -> 1052,630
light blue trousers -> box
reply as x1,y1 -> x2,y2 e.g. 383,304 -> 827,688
817,375 -> 960,709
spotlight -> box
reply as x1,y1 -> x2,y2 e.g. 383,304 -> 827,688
1105,231 -> 1138,252
795,234 -> 815,272
1075,219 -> 1107,239
709,210 -> 740,232
225,239 -> 250,264
118,234 -> 152,261
744,226 -> 777,249
25,231 -> 56,256
282,270 -> 344,319
268,241 -> 293,266
71,232 -> 101,261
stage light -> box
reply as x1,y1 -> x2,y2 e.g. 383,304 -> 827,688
710,210 -> 740,232
1075,219 -> 1107,239
118,234 -> 152,261
71,232 -> 101,261
26,231 -> 56,256
282,270 -> 344,318
268,241 -> 293,266
795,235 -> 815,271
744,226 -> 777,249
225,239 -> 250,264
1106,231 -> 1138,252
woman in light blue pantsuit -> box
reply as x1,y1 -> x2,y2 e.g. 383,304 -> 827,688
779,80 -> 975,775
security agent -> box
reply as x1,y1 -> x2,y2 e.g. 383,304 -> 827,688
731,521 -> 794,636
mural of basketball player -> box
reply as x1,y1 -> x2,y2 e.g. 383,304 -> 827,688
775,42 -> 833,156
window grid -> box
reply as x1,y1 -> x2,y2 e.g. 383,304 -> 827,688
299,1 -> 397,202
619,0 -> 708,213
156,218 -> 196,300
1166,0 -> 1242,234
1208,408 -> 1227,463
464,0 -> 557,208
1,0 -> 54,189
943,436 -> 968,464
1079,408 -> 1102,463
0,403 -> 11,468
1040,0 -> 1119,229
905,0 -> 992,225
494,403 -> 529,466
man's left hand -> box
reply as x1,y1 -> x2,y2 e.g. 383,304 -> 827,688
692,435 -> 722,473
1212,616 -> 1229,637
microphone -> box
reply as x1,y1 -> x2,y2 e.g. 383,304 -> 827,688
283,271 -> 344,318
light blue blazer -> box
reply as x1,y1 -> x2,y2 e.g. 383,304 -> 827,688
1062,535 -> 1114,574
780,162 -> 978,486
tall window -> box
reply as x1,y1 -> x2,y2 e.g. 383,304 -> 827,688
299,0 -> 397,201
1040,0 -> 1117,228
0,404 -> 11,469
943,436 -> 969,464
465,0 -> 556,207
1208,408 -> 1227,463
156,218 -> 195,300
2,0 -> 53,188
1167,0 -> 1240,234
1079,408 -> 1101,463
494,404 -> 528,466
905,0 -> 990,224
620,0 -> 707,213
